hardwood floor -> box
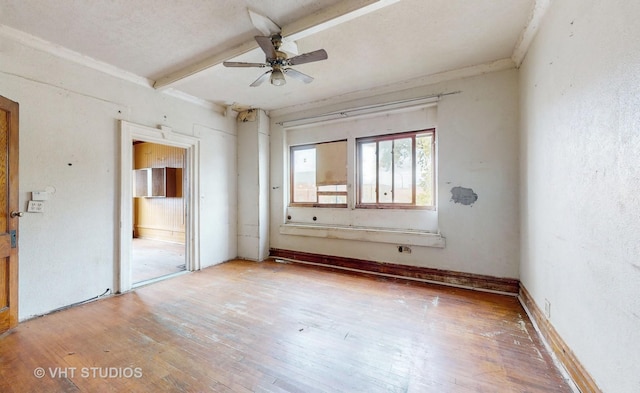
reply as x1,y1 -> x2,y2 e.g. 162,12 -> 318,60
131,238 -> 186,284
0,260 -> 573,392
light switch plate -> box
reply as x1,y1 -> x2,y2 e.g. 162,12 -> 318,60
27,200 -> 45,213
32,191 -> 49,200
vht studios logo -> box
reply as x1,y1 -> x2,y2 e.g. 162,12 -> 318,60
34,367 -> 143,379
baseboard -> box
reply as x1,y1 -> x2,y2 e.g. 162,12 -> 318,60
269,248 -> 519,294
519,285 -> 601,393
134,227 -> 185,243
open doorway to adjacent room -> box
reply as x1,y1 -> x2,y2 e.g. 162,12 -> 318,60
131,141 -> 187,285
119,120 -> 201,293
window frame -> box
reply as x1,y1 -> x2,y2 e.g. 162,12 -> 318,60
356,128 -> 436,210
289,141 -> 348,208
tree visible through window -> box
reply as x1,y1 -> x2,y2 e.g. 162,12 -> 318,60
357,129 -> 435,209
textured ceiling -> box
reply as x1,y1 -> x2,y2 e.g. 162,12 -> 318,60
0,0 -> 536,112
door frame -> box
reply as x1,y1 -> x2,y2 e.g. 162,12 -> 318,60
118,120 -> 200,293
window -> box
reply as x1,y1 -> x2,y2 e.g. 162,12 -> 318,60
357,129 -> 435,209
290,140 -> 347,207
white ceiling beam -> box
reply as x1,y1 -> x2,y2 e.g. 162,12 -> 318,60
153,0 -> 400,90
153,39 -> 259,90
281,0 -> 400,41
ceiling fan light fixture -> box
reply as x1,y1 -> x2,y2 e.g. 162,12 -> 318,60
270,68 -> 286,86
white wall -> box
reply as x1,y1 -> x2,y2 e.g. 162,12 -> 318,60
197,122 -> 238,269
257,111 -> 270,261
519,1 -> 640,392
1,36 -> 237,319
271,69 -> 520,279
237,109 -> 269,261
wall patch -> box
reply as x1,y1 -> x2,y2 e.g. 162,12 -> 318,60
450,186 -> 478,206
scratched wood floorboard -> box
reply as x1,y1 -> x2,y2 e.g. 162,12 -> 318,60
0,260 -> 573,392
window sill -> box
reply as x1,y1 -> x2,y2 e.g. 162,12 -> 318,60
279,223 -> 445,248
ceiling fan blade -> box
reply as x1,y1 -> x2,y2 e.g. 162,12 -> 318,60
284,68 -> 314,84
248,9 -> 281,36
247,9 -> 298,55
250,70 -> 272,87
223,61 -> 267,68
288,49 -> 328,66
254,36 -> 277,59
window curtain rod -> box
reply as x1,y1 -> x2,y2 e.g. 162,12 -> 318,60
276,90 -> 461,129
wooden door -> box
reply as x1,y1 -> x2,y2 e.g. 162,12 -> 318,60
0,96 -> 19,334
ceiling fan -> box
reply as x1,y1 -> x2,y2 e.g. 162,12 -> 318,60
223,34 -> 328,87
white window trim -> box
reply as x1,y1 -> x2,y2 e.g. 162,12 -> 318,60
281,102 -> 442,246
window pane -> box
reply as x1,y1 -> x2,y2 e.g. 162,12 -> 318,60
316,141 -> 347,186
318,195 -> 347,204
292,148 -> 316,203
356,130 -> 435,209
360,142 -> 377,203
318,185 -> 347,192
416,134 -> 434,206
378,140 -> 393,203
318,185 -> 347,205
393,138 -> 413,203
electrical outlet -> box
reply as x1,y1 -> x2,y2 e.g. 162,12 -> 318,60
397,245 -> 412,254
27,200 -> 45,213
544,299 -> 551,319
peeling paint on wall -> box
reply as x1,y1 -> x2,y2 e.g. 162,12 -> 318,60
450,186 -> 478,206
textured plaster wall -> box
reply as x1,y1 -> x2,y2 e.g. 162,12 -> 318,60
271,69 -> 520,279
1,36 -> 237,319
519,0 -> 640,391
237,109 -> 270,261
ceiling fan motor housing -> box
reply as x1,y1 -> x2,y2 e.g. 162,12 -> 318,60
271,51 -> 289,66
269,34 -> 289,66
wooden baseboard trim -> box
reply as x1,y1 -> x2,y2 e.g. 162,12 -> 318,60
269,248 -> 519,294
519,285 -> 601,393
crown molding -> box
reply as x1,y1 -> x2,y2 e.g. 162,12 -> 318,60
1,24 -> 226,110
0,24 -> 153,88
162,88 -> 226,113
512,0 -> 553,67
271,58 -> 515,118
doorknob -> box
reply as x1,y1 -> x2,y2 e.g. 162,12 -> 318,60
10,211 -> 24,218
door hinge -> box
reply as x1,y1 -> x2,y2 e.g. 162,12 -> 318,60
10,230 -> 16,248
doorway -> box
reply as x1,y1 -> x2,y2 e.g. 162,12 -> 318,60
131,142 -> 187,284
119,121 -> 200,293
